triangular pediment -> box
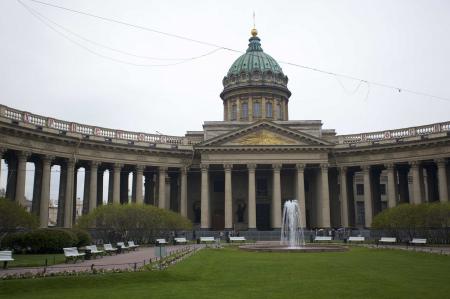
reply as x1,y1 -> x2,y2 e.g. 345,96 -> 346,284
224,129 -> 303,145
197,121 -> 333,148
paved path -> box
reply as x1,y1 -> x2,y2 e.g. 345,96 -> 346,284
0,244 -> 203,277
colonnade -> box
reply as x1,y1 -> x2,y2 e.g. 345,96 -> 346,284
0,149 -> 189,228
1,148 -> 449,229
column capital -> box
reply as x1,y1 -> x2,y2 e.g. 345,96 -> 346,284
272,163 -> 282,171
200,164 -> 209,171
224,164 -> 233,171
67,158 -> 76,168
42,155 -> 55,165
295,163 -> 305,172
136,164 -> 145,172
320,163 -> 329,171
180,166 -> 188,174
435,158 -> 447,167
247,163 -> 257,170
90,160 -> 101,168
113,163 -> 123,170
17,151 -> 31,161
385,163 -> 395,170
409,161 -> 421,168
361,165 -> 371,172
158,165 -> 168,172
338,166 -> 347,174
0,147 -> 6,156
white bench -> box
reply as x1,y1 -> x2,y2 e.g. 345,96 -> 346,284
314,236 -> 332,242
229,236 -> 246,243
117,242 -> 130,252
156,239 -> 168,245
174,237 -> 188,244
379,237 -> 397,244
103,243 -> 118,254
410,238 -> 427,245
127,241 -> 140,250
63,247 -> 85,263
348,236 -> 365,243
85,245 -> 104,258
0,251 -> 14,269
200,237 -> 215,243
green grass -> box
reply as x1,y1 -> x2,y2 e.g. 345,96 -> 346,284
1,247 -> 449,299
6,254 -> 65,268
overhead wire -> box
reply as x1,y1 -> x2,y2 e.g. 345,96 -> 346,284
18,0 -> 224,67
18,0 -> 450,102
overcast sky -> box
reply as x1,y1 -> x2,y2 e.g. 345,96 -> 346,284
1,0 -> 449,136
1,0 -> 450,201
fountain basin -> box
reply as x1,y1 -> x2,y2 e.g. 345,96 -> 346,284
239,242 -> 348,253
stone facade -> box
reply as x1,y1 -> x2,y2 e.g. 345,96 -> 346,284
0,30 -> 449,230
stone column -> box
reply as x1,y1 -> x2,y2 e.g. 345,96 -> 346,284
39,155 -> 53,228
158,166 -> 167,209
385,163 -> 398,208
32,160 -> 43,215
296,164 -> 306,228
272,164 -> 282,229
57,164 -> 67,227
319,164 -> 331,228
15,151 -> 29,206
135,165 -> 144,204
436,159 -> 449,202
112,163 -> 122,204
89,161 -> 99,213
200,164 -> 210,229
362,165 -> 373,228
247,164 -> 257,230
64,159 -> 75,228
339,166 -> 349,227
0,148 -> 5,185
180,167 -> 188,217
410,161 -> 424,204
224,164 -> 233,230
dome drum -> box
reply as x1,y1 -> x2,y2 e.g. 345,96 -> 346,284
221,29 -> 291,122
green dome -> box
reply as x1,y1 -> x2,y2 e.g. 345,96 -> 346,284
227,35 -> 284,76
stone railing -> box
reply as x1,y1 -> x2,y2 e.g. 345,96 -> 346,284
338,121 -> 450,144
0,104 -> 199,145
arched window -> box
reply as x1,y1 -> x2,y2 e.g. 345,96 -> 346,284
266,102 -> 273,118
276,103 -> 282,120
231,104 -> 237,121
253,101 -> 261,118
241,102 -> 248,120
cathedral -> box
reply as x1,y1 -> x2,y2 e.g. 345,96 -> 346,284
0,29 -> 449,231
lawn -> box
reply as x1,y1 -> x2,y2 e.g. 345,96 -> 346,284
6,254 -> 65,268
1,247 -> 449,299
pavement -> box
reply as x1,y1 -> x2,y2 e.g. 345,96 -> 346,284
0,244 -> 203,278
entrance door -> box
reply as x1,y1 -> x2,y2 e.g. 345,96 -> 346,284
256,203 -> 271,230
212,210 -> 225,230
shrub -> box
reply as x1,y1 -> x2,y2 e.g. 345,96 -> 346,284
77,204 -> 192,242
2,229 -> 78,253
0,198 -> 38,232
70,228 -> 92,247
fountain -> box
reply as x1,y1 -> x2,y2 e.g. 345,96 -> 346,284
280,200 -> 305,248
239,199 -> 348,253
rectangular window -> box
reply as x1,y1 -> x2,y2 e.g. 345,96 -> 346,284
231,104 -> 237,121
253,102 -> 261,118
266,102 -> 273,118
356,184 -> 364,195
380,184 -> 386,195
241,102 -> 248,119
356,201 -> 365,225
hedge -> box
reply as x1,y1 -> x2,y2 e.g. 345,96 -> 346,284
1,228 -> 91,253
